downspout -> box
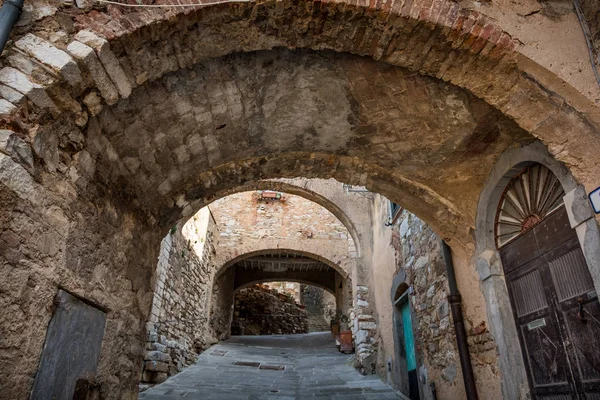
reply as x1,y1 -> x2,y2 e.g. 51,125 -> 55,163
0,0 -> 24,55
441,240 -> 479,400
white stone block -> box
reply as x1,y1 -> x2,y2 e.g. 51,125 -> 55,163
0,99 -> 16,117
358,321 -> 377,330
67,40 -> 119,105
74,30 -> 133,98
0,84 -> 24,104
356,299 -> 369,307
0,67 -> 56,110
15,34 -> 81,85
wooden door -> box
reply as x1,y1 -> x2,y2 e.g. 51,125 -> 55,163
500,206 -> 600,399
401,300 -> 420,400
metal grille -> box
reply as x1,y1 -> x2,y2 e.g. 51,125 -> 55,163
586,393 -> 600,400
233,361 -> 260,368
538,396 -> 572,400
495,164 -> 565,248
511,269 -> 548,317
259,365 -> 285,371
549,249 -> 594,301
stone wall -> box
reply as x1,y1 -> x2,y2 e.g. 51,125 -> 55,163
370,195 -> 502,400
266,282 -> 301,303
231,286 -> 308,336
301,285 -> 335,332
142,208 -> 219,385
0,150 -> 158,400
391,209 -> 462,399
208,267 -> 236,342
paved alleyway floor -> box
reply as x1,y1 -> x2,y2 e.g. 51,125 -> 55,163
139,332 -> 402,399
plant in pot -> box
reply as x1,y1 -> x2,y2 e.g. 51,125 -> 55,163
330,310 -> 343,337
338,313 -> 353,354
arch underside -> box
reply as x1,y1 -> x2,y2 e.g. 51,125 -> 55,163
218,248 -> 350,280
3,3 -> 600,400
235,276 -> 339,295
229,251 -> 346,294
9,0 -> 599,208
7,0 -> 598,248
69,49 -> 535,246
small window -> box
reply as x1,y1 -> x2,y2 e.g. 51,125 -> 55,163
388,201 -> 403,224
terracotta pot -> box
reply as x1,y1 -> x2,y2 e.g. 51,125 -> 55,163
330,321 -> 340,337
339,330 -> 354,353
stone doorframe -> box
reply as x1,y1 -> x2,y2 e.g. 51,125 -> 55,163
474,140 -> 600,399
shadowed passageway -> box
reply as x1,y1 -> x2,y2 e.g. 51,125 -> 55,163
139,332 -> 402,400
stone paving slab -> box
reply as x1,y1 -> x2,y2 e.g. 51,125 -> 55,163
139,332 -> 402,399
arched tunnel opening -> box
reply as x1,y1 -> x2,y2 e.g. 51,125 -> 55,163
3,5 -> 600,397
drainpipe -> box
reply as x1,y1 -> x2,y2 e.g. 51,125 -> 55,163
441,240 -> 479,400
0,0 -> 24,55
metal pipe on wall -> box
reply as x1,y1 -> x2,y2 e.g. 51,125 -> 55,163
441,240 -> 479,400
0,0 -> 24,55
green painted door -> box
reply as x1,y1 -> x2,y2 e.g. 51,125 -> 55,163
401,301 -> 416,371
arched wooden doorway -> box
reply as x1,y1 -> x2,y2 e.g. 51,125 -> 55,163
497,164 -> 600,399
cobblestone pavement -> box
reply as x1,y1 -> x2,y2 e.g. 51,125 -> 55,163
139,332 -> 402,399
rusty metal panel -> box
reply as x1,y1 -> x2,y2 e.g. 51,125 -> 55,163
30,290 -> 107,400
550,249 -> 595,302
511,269 -> 549,317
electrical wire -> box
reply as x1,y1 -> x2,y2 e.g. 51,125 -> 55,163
94,0 -> 251,8
573,0 -> 600,87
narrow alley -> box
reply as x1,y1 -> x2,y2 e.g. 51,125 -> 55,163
3,1 -> 600,398
139,333 -> 401,400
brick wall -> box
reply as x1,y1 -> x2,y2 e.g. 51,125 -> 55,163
210,190 -> 356,256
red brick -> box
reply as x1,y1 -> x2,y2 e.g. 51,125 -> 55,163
461,22 -> 483,50
470,24 -> 494,54
418,0 -> 434,23
488,33 -> 511,59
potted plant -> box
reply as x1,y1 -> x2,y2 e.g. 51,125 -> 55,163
330,310 -> 344,337
338,313 -> 353,354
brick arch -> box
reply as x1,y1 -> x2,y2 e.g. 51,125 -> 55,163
70,47 -> 527,247
204,180 -> 362,257
173,152 -> 470,243
3,0 -> 599,196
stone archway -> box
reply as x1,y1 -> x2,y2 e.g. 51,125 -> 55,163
209,249 -> 352,343
2,2 -> 600,398
475,140 -> 600,399
218,249 -> 351,281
